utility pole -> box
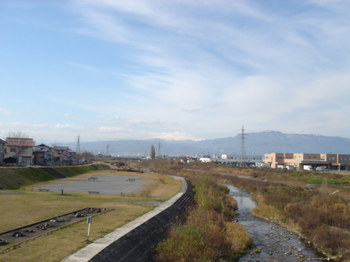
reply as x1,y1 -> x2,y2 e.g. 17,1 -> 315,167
106,144 -> 110,156
76,135 -> 81,164
76,135 -> 81,155
240,125 -> 247,167
158,141 -> 161,159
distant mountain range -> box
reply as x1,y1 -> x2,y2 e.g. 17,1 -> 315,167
64,131 -> 350,156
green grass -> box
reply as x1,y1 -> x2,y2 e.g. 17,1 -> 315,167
0,166 -> 99,189
52,166 -> 95,177
0,168 -> 53,189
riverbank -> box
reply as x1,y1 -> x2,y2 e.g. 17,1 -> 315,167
154,175 -> 252,262
228,184 -> 322,262
137,160 -> 350,261
218,173 -> 349,261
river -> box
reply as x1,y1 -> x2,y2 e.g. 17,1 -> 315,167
227,184 -> 323,262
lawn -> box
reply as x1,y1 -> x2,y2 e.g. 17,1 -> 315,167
0,170 -> 182,262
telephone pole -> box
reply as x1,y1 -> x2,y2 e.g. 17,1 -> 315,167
240,125 -> 247,167
76,135 -> 81,155
157,141 -> 161,159
106,144 -> 110,156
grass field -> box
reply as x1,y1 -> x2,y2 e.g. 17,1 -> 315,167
0,169 -> 182,262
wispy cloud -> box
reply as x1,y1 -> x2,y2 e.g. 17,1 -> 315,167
68,0 -> 350,138
98,126 -> 126,133
54,123 -> 84,129
67,62 -> 101,73
0,108 -> 10,115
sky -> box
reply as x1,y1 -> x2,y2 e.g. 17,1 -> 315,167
1,0 -> 350,143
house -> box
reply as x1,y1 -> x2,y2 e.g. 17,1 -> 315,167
4,137 -> 35,165
0,139 -> 5,164
33,144 -> 54,166
53,146 -> 77,165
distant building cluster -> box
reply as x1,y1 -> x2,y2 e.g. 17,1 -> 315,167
264,153 -> 350,171
180,154 -> 264,166
0,136 -> 78,166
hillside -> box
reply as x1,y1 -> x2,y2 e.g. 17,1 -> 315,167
0,165 -> 106,189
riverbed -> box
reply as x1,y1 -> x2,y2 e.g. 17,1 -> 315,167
227,184 -> 323,262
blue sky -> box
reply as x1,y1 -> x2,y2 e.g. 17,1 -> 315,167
1,0 -> 350,143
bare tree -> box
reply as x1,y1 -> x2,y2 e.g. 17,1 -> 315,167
81,151 -> 94,163
8,131 -> 29,139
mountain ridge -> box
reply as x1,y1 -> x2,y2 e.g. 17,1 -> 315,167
63,131 -> 350,156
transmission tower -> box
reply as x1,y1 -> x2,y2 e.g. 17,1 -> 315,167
240,125 -> 247,167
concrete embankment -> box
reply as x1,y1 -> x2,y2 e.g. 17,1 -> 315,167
62,177 -> 194,262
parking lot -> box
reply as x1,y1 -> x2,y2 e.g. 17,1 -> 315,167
36,174 -> 147,195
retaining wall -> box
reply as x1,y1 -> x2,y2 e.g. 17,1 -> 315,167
62,176 -> 194,262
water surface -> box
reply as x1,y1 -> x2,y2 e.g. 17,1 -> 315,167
227,184 -> 322,262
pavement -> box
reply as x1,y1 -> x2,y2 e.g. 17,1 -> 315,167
36,175 -> 147,195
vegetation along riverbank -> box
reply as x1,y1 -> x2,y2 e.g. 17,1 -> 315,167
137,160 -> 350,262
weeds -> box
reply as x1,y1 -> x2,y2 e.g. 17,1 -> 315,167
140,160 -> 350,260
154,175 -> 251,262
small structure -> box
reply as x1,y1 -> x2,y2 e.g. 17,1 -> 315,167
0,139 -> 5,164
4,137 -> 35,165
199,157 -> 212,163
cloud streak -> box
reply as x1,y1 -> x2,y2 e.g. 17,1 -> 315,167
2,0 -> 350,142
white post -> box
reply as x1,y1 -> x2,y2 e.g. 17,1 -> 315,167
87,216 -> 92,240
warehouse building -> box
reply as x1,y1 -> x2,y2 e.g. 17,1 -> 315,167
264,153 -> 350,170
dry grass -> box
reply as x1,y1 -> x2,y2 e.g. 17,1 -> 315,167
0,203 -> 150,262
154,175 -> 251,262
144,161 -> 350,260
132,173 -> 182,199
0,170 -> 182,262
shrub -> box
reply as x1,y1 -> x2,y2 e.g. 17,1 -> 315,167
225,222 -> 252,253
155,224 -> 215,262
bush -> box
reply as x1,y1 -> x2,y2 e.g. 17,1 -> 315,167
155,224 -> 214,262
